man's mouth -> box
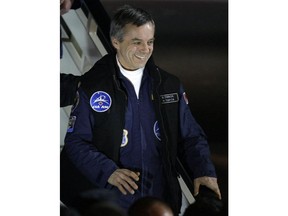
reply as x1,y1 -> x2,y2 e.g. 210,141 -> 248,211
135,54 -> 146,60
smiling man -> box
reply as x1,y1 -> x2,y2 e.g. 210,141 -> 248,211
112,22 -> 155,70
60,5 -> 221,215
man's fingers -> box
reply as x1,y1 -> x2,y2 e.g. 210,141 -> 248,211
205,177 -> 222,200
121,169 -> 140,181
121,170 -> 139,190
214,187 -> 222,200
115,183 -> 127,195
194,176 -> 222,200
193,180 -> 200,197
108,169 -> 140,195
120,179 -> 136,194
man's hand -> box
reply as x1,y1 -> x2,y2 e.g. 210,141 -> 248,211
108,169 -> 140,195
194,176 -> 222,200
60,0 -> 75,15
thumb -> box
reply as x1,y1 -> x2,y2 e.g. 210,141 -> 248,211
193,180 -> 200,197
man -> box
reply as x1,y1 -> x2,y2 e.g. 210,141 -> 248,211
60,5 -> 221,214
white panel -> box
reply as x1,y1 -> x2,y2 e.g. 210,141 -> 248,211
61,9 -> 103,73
60,45 -> 81,76
179,192 -> 190,216
178,175 -> 195,204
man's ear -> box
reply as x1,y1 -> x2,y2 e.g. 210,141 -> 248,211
111,38 -> 119,49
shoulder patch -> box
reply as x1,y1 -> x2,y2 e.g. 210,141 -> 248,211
67,116 -> 76,133
183,92 -> 189,105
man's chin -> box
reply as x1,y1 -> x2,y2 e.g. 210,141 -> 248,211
135,60 -> 148,68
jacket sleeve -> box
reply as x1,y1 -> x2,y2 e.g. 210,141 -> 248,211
63,87 -> 118,188
178,85 -> 217,179
60,73 -> 81,107
71,0 -> 83,10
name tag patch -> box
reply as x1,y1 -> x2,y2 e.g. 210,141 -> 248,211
160,93 -> 179,104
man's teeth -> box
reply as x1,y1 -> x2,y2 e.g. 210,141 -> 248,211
135,55 -> 145,59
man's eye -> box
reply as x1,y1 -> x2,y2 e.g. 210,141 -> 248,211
133,41 -> 141,45
148,41 -> 154,46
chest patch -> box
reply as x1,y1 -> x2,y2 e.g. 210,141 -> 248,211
90,91 -> 112,112
160,93 -> 179,104
153,121 -> 161,141
121,129 -> 128,147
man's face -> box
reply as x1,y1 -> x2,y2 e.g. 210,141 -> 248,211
112,22 -> 155,70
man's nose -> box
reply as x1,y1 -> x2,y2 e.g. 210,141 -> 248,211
141,43 -> 150,52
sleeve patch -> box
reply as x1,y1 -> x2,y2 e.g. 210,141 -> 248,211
67,116 -> 77,133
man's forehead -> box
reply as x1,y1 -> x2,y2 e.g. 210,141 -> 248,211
123,23 -> 155,39
131,37 -> 155,41
123,22 -> 155,32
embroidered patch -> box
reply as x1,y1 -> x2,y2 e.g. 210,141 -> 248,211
90,91 -> 112,112
67,116 -> 76,133
160,93 -> 179,104
121,129 -> 128,147
183,92 -> 189,105
153,121 -> 161,141
71,91 -> 80,112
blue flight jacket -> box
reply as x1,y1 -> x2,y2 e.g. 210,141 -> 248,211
61,54 -> 216,213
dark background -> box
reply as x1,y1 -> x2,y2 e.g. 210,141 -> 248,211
100,0 -> 228,209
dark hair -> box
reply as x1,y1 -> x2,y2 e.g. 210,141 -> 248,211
83,202 -> 127,216
128,196 -> 173,216
110,5 -> 155,42
183,186 -> 224,216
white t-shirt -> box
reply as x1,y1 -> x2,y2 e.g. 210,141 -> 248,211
116,57 -> 144,98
